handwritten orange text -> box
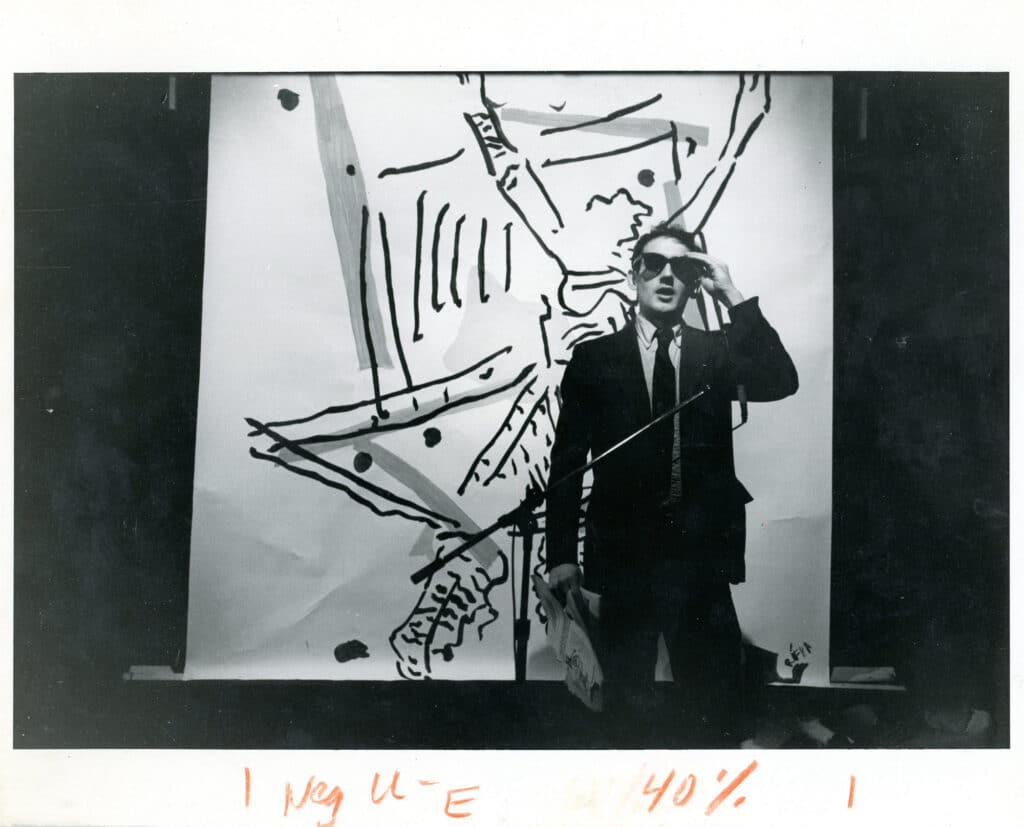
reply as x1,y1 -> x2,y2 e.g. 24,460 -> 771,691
283,775 -> 344,827
642,760 -> 759,816
246,768 -> 480,823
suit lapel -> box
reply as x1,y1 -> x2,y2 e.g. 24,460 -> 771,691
610,326 -> 650,425
678,323 -> 709,395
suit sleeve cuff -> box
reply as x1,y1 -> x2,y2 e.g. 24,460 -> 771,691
727,295 -> 762,320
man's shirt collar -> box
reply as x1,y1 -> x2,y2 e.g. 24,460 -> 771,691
635,313 -> 683,351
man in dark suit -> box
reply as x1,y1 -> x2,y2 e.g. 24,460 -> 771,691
545,223 -> 798,742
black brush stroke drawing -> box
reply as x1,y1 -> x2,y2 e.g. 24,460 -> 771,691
524,159 -> 564,228
541,129 -> 674,168
450,214 -> 465,307
266,362 -> 536,452
477,217 -> 489,303
430,203 -> 451,312
248,440 -> 455,530
479,390 -> 551,488
378,211 -> 413,388
539,92 -> 664,136
264,346 -> 513,428
379,147 -> 465,178
412,190 -> 427,341
457,375 -> 540,495
358,205 -> 386,418
309,76 -> 393,371
504,222 -> 513,292
359,439 -> 501,565
389,545 -> 510,679
247,72 -> 774,678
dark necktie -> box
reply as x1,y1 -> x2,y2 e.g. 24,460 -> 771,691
652,327 -> 676,496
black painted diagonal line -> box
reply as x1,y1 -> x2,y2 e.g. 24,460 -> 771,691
540,387 -> 557,436
250,448 -> 440,529
477,217 -> 489,302
540,92 -> 663,136
309,76 -> 392,371
718,74 -> 746,161
566,329 -> 607,349
479,76 -> 519,152
464,112 -> 496,176
495,179 -> 566,273
264,345 -> 512,428
524,159 -> 563,228
542,130 -> 673,168
248,441 -> 453,529
457,374 -> 539,495
695,161 -> 737,234
670,121 -> 682,182
482,390 -> 552,487
560,321 -> 598,341
503,222 -> 512,291
379,212 -> 413,388
668,166 -> 716,225
412,190 -> 427,341
249,418 -> 458,526
362,440 -> 498,565
430,203 -> 451,312
359,206 -> 385,417
378,147 -> 466,178
570,278 -> 624,291
538,295 -> 553,369
450,214 -> 465,307
734,112 -> 766,158
270,363 -> 538,451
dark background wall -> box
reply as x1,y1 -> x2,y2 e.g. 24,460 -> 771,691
831,74 -> 1008,719
13,73 -> 1009,748
14,75 -> 209,740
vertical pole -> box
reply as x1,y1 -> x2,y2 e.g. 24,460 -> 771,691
513,514 -> 535,682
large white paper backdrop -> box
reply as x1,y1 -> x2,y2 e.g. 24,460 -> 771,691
187,74 -> 832,682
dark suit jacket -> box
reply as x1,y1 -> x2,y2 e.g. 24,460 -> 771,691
545,298 -> 798,590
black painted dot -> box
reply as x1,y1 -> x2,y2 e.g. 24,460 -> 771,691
345,164 -> 356,176
424,427 -> 442,447
353,452 -> 373,472
333,640 -> 369,663
637,168 -> 655,187
277,89 -> 300,111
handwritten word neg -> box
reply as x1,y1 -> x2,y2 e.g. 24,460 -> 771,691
245,768 -> 480,825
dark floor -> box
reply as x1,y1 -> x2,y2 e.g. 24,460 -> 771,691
12,678 -> 1005,750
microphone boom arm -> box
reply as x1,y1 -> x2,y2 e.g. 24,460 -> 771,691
410,384 -> 710,585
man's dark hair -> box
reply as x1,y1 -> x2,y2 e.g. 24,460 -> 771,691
630,222 -> 701,272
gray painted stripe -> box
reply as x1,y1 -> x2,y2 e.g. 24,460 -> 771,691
663,181 -> 685,228
498,108 -> 709,145
310,76 -> 392,370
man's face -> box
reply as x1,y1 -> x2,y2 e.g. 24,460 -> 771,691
629,235 -> 696,323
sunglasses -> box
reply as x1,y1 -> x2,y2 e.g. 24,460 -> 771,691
637,253 -> 704,283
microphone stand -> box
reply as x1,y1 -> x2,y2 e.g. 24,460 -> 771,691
409,384 -> 711,682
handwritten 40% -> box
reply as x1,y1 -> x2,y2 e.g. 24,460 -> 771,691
642,761 -> 758,815
643,762 -> 857,814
